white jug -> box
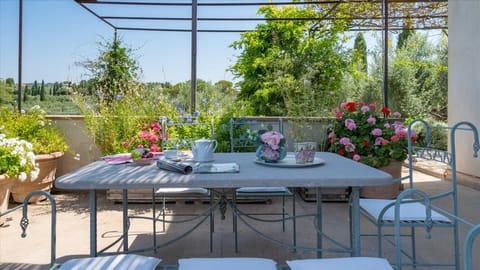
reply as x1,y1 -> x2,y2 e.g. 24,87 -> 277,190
191,138 -> 218,162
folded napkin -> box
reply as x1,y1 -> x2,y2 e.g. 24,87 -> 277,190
156,158 -> 193,174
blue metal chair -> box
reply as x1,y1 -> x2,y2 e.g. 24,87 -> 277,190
0,190 -> 161,270
178,257 -> 278,270
154,117 -> 215,251
229,117 -> 296,252
286,257 -> 393,270
464,224 -> 480,270
359,120 -> 480,269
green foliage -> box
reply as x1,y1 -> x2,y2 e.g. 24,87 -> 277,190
409,117 -> 448,150
0,105 -> 68,155
230,5 -> 348,116
79,39 -> 140,107
353,32 -> 368,73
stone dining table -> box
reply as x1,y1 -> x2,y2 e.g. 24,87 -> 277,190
55,152 -> 393,258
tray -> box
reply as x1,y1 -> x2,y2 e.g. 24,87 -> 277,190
255,156 -> 325,168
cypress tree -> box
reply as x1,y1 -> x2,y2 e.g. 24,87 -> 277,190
32,80 -> 38,96
23,85 -> 29,102
40,80 -> 46,101
353,32 -> 368,73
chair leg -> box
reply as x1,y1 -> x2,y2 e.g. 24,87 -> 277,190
292,191 -> 296,251
377,225 -> 383,258
411,227 -> 417,267
162,195 -> 166,232
152,189 -> 157,252
210,190 -> 214,253
233,192 -> 238,253
282,195 -> 286,232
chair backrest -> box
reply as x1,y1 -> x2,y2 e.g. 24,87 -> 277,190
0,190 -> 58,268
229,118 -> 284,153
161,117 -> 215,151
406,120 -> 479,214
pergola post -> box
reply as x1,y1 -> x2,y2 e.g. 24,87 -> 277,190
17,0 -> 23,112
190,0 -> 198,113
382,0 -> 389,109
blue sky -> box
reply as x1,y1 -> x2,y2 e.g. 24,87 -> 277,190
0,0 -> 261,84
0,0 -> 406,85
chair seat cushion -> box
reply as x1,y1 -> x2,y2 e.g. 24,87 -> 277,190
58,254 -> 161,270
156,187 -> 209,194
236,187 -> 290,193
360,199 -> 451,222
178,257 -> 277,270
287,257 -> 393,270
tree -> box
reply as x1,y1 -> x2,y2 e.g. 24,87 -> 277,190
353,32 -> 368,73
230,5 -> 348,116
23,85 -> 29,102
0,79 -> 14,105
32,80 -> 38,96
80,39 -> 141,107
40,80 -> 46,101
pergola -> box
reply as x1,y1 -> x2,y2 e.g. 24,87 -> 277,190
16,0 -> 448,112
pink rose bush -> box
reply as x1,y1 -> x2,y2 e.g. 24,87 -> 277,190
121,121 -> 165,153
328,101 -> 417,168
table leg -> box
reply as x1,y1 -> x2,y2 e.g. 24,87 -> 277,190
316,187 -> 322,258
351,187 -> 361,256
122,189 -> 129,253
89,190 -> 97,257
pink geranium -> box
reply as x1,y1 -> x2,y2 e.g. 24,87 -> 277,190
345,119 -> 357,130
329,101 -> 416,168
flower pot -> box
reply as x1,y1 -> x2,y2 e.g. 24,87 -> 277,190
11,152 -> 64,203
0,174 -> 13,226
256,144 -> 286,163
360,159 -> 404,199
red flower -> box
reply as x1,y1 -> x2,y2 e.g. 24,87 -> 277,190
381,107 -> 391,116
338,148 -> 345,156
361,139 -> 369,147
346,102 -> 357,112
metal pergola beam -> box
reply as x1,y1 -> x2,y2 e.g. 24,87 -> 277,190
15,0 -> 448,112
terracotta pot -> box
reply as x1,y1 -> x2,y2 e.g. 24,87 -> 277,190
0,174 -> 13,226
11,152 -> 64,203
360,159 -> 404,199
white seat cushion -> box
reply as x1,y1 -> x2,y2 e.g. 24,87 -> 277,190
236,187 -> 289,193
287,257 -> 393,270
178,257 -> 277,270
156,187 -> 209,194
360,199 -> 451,222
59,254 -> 161,270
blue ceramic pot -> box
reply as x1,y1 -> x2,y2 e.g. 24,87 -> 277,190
256,144 -> 286,163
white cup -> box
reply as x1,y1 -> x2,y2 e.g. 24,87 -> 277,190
164,150 -> 179,160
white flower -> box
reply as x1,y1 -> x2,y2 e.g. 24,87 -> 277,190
18,172 -> 27,181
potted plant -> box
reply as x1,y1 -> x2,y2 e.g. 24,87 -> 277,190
0,133 -> 39,224
327,101 -> 416,198
0,105 -> 68,203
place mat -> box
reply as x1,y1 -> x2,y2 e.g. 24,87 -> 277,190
102,152 -> 163,164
